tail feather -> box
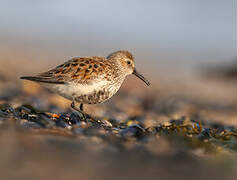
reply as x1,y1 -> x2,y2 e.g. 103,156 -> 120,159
20,76 -> 65,84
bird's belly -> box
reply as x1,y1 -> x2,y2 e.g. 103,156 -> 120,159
41,80 -> 122,104
75,84 -> 120,104
41,83 -> 78,100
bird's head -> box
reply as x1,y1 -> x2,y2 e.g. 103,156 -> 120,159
107,50 -> 150,86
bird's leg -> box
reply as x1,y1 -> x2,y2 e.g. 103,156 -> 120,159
80,103 -> 84,111
71,101 -> 82,113
71,101 -> 90,120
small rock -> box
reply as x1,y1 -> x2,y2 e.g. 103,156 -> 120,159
197,128 -> 211,140
120,124 -> 146,140
69,112 -> 83,125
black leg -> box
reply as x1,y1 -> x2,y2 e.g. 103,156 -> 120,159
71,101 -> 83,113
80,103 -> 83,111
71,101 -> 90,120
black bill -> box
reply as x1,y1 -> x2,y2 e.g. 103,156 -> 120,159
132,68 -> 150,86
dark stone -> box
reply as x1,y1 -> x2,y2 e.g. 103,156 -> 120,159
58,112 -> 83,126
69,112 -> 83,125
0,104 -> 16,117
120,124 -> 146,140
197,128 -> 211,140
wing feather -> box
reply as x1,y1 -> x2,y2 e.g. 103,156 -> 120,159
20,76 -> 65,84
20,56 -> 114,84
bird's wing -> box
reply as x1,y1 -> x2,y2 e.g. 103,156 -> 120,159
20,57 -> 113,84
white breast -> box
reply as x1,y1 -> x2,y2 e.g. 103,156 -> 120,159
41,80 -> 111,101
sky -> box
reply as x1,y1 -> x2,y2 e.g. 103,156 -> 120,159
1,0 -> 237,78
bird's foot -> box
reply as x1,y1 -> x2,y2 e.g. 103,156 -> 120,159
70,102 -> 92,121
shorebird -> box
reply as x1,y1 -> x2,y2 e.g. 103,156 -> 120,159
20,50 -> 150,115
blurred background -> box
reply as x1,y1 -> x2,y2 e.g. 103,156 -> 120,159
0,0 -> 237,75
1,1 -> 237,180
1,0 -> 237,100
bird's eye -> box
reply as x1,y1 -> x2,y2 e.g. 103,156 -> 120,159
127,61 -> 131,65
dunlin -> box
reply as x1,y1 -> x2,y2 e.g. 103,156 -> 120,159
20,50 -> 150,115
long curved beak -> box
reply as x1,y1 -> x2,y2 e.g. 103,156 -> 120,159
132,68 -> 150,86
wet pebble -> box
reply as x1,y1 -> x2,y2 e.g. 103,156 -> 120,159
120,124 -> 146,140
14,105 -> 55,128
100,118 -> 113,128
56,113 -> 72,128
0,104 -> 16,117
69,112 -> 83,125
197,128 -> 211,140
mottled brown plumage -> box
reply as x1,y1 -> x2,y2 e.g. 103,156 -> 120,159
37,57 -> 113,83
20,50 -> 150,115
